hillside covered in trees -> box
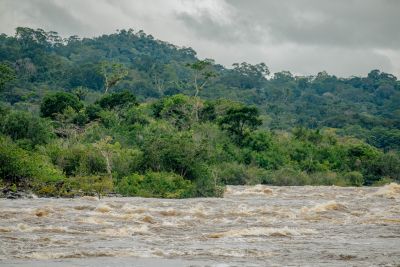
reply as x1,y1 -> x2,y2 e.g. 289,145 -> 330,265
1,27 -> 399,197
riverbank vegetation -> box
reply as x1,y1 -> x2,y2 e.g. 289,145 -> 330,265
1,28 -> 399,197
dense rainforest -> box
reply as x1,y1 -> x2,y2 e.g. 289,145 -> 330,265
1,27 -> 399,198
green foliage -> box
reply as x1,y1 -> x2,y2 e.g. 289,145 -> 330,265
96,91 -> 137,110
40,92 -> 83,118
117,172 -> 194,198
85,104 -> 102,121
212,162 -> 268,185
72,175 -> 113,198
1,110 -> 53,148
99,61 -> 129,93
243,131 -> 273,152
0,136 -> 65,190
374,151 -> 400,182
343,171 -> 364,186
186,59 -> 217,95
44,142 -> 106,177
153,94 -> 196,129
0,136 -> 36,185
212,162 -> 247,185
140,122 -> 201,178
219,105 -> 262,144
309,171 -> 348,186
266,167 -> 310,186
229,62 -> 269,89
73,109 -> 89,126
123,105 -> 150,126
98,109 -> 120,128
372,177 -> 395,186
0,62 -> 16,90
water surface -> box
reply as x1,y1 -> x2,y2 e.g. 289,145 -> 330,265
1,184 -> 399,266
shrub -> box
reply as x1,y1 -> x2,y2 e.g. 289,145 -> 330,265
122,105 -> 150,126
72,175 -> 113,198
153,94 -> 196,130
372,176 -> 395,186
98,110 -> 120,128
376,152 -> 400,182
193,165 -> 224,197
243,131 -> 273,152
211,162 -> 266,185
251,149 -> 287,170
111,148 -> 143,180
0,137 -> 65,191
73,109 -> 88,126
244,165 -> 270,185
267,167 -> 310,186
0,137 -> 36,186
44,143 -> 106,177
213,162 -> 247,185
309,171 -> 348,186
117,171 -> 194,198
40,92 -> 83,118
343,171 -> 364,186
1,110 -> 54,148
85,104 -> 102,121
140,122 -> 199,178
96,91 -> 137,110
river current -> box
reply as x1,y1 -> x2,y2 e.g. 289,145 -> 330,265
1,184 -> 399,266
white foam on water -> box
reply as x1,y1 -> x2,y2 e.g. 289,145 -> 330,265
372,183 -> 400,199
206,226 -> 317,238
226,185 -> 273,197
99,224 -> 150,237
301,200 -> 348,213
95,203 -> 113,213
81,196 -> 99,201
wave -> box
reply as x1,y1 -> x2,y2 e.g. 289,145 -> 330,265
206,226 -> 317,238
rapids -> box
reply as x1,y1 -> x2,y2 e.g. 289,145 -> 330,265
0,185 -> 399,266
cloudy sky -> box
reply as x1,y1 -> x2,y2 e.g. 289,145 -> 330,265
1,0 -> 399,77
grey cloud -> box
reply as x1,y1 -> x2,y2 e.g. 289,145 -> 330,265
176,13 -> 259,43
177,0 -> 400,49
0,0 -> 89,36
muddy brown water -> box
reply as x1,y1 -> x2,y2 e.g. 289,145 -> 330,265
1,184 -> 400,266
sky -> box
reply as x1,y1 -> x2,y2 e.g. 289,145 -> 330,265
0,0 -> 399,77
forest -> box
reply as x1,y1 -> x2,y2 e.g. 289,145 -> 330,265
1,27 -> 399,198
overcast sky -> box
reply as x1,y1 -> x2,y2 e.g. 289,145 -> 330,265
1,0 -> 399,77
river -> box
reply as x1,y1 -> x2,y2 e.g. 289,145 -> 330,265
1,184 -> 399,266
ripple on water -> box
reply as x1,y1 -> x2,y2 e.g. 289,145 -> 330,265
34,208 -> 52,217
206,226 -> 318,238
99,225 -> 150,237
301,200 -> 348,213
95,203 -> 113,213
225,185 -> 273,197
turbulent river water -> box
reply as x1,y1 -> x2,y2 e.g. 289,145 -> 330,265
1,184 -> 400,266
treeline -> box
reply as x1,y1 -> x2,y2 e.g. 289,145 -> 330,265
1,91 -> 399,197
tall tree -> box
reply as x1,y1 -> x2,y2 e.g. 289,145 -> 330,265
219,106 -> 262,145
99,62 -> 128,93
186,59 -> 216,120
